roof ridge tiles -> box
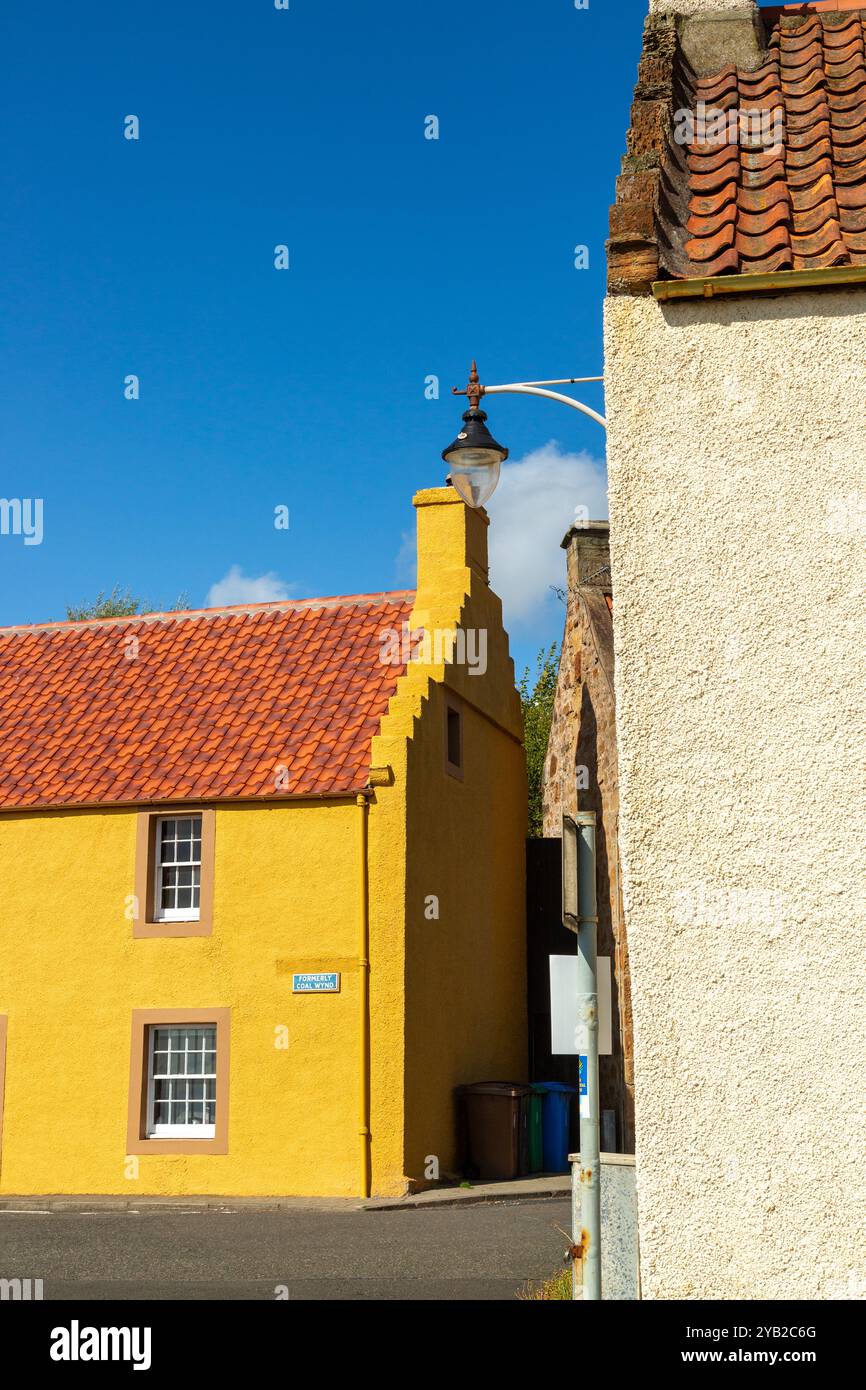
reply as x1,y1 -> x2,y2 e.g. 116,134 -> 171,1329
0,589 -> 416,638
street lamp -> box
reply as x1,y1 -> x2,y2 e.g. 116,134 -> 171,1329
441,363 -> 509,508
442,360 -> 608,508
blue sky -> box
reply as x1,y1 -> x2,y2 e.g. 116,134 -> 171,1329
1,0 -> 645,677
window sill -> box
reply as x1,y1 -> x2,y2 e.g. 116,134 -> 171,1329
127,1134 -> 227,1156
133,918 -> 212,939
148,1130 -> 216,1142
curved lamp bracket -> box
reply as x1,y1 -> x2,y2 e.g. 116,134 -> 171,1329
451,364 -> 607,430
483,382 -> 607,431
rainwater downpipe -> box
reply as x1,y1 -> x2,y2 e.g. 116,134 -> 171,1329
356,792 -> 371,1199
576,809 -> 601,1300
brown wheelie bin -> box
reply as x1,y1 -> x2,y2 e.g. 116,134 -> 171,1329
456,1082 -> 532,1180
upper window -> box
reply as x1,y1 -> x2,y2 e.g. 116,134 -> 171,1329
154,815 -> 202,921
147,1025 -> 216,1138
134,808 -> 214,938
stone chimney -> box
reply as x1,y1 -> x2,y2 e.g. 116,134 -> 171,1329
648,0 -> 765,73
562,520 -> 612,596
412,487 -> 488,621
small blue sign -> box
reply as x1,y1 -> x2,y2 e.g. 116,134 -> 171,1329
292,972 -> 341,994
579,1055 -> 587,1096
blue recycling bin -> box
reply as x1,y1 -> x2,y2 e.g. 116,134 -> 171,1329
539,1081 -> 577,1172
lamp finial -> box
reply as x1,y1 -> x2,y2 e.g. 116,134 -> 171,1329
452,360 -> 485,412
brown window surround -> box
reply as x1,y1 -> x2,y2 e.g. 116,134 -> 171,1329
0,1015 -> 7,1177
133,807 -> 215,938
444,693 -> 464,781
126,1008 -> 230,1156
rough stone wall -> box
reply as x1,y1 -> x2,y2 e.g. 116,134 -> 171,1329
607,10 -> 680,296
604,288 -> 866,1298
543,525 -> 635,1152
543,526 -> 614,838
649,0 -> 755,13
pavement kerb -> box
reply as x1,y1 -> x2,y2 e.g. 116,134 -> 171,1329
0,1176 -> 571,1215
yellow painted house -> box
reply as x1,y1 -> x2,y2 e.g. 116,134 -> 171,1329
0,489 -> 526,1198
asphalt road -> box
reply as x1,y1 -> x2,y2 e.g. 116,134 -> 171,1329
0,1198 -> 571,1301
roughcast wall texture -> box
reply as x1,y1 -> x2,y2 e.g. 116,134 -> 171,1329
603,288 -> 866,1299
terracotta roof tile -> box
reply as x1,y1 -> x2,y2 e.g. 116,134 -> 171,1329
0,592 -> 415,810
609,6 -> 866,288
684,11 -> 866,275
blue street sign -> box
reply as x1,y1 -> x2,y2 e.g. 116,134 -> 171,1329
292,972 -> 341,993
579,1054 -> 589,1120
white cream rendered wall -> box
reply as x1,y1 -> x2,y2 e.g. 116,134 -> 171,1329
603,288 -> 866,1300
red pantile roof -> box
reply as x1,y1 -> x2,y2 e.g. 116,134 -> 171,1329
0,592 -> 415,810
684,10 -> 866,276
608,5 -> 866,290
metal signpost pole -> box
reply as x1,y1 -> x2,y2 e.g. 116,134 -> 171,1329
576,810 -> 601,1300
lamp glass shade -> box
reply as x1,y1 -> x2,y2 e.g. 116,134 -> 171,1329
441,407 -> 507,509
443,444 -> 503,470
448,459 -> 501,509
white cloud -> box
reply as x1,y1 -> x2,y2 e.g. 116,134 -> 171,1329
486,441 -> 608,626
206,565 -> 295,607
395,529 -> 417,584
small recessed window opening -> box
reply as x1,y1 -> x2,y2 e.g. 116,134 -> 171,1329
446,704 -> 463,774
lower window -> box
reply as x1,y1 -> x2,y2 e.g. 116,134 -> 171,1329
127,1008 -> 230,1155
147,1025 -> 217,1138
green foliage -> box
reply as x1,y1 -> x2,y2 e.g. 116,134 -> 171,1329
519,642 -> 559,838
65,586 -> 189,621
516,1266 -> 573,1300
66,587 -> 142,621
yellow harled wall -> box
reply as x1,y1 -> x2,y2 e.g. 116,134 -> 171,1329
0,801 -> 366,1196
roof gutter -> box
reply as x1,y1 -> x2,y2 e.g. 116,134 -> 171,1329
653,265 -> 866,302
0,790 -> 371,815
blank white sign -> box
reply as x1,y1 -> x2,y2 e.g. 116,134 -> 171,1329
550,954 -> 612,1056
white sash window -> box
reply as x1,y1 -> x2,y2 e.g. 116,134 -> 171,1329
147,1025 -> 217,1139
154,815 -> 202,921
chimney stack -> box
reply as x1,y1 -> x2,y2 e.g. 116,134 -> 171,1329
648,1 -> 764,74
562,521 -> 612,595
